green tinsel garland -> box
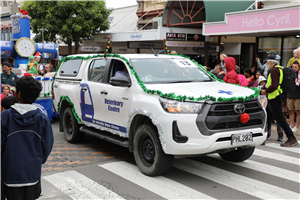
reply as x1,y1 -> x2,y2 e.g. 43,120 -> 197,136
57,95 -> 82,123
53,53 -> 259,102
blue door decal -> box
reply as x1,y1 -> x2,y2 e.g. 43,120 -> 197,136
80,83 -> 94,122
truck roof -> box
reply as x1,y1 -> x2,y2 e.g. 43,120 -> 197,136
65,54 -> 185,60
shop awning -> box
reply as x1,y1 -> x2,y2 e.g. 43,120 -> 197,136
203,5 -> 300,36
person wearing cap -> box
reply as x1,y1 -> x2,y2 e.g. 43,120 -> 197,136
1,62 -> 18,86
286,48 -> 300,68
256,50 -> 276,79
260,54 -> 298,147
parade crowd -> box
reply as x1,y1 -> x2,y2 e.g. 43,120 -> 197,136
1,48 -> 300,200
208,48 -> 300,147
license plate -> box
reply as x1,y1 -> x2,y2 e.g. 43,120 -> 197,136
231,132 -> 253,145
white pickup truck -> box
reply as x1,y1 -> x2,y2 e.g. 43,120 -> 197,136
52,53 -> 266,176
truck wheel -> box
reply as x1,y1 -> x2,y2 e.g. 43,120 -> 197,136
218,147 -> 255,162
133,124 -> 174,176
63,107 -> 85,143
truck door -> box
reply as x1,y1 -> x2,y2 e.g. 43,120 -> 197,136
80,59 -> 107,125
98,59 -> 132,135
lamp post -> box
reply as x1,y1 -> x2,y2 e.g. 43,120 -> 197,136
38,28 -> 48,64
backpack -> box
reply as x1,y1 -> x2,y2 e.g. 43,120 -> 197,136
276,66 -> 296,93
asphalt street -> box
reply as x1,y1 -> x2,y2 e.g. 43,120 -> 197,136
38,119 -> 300,200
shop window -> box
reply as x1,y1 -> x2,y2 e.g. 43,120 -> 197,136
258,37 -> 282,63
282,36 -> 300,67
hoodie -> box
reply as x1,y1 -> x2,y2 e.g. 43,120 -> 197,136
223,57 -> 239,84
1,103 -> 54,186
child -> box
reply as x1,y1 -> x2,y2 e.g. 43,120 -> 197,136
1,76 -> 54,200
258,76 -> 267,90
26,55 -> 39,76
1,85 -> 13,101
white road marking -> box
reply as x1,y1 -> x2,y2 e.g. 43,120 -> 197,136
43,170 -> 125,200
99,161 -> 215,200
265,142 -> 300,153
173,158 -> 299,200
208,154 -> 300,183
253,149 -> 300,165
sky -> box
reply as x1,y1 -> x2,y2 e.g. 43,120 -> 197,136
105,0 -> 138,9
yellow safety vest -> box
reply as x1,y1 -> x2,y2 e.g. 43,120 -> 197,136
266,65 -> 283,100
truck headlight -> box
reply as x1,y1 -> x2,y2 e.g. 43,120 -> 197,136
159,98 -> 203,113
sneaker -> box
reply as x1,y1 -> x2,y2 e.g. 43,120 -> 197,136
277,137 -> 283,142
280,137 -> 298,147
291,126 -> 299,132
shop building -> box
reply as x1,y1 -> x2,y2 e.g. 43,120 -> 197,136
203,0 -> 300,69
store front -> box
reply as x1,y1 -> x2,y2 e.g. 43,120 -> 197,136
203,4 -> 300,67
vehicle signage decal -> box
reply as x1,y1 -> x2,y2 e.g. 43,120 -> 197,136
91,119 -> 126,133
173,59 -> 197,68
105,98 -> 124,113
218,90 -> 233,95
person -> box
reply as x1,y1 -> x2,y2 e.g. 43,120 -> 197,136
34,52 -> 44,74
210,69 -> 218,77
244,68 -> 255,87
214,64 -> 225,80
1,62 -> 18,86
286,61 -> 300,132
286,48 -> 300,68
250,65 -> 256,78
41,63 -> 55,75
256,49 -> 276,78
220,54 -> 228,69
223,57 -> 239,84
114,64 -> 129,78
260,54 -> 298,147
1,96 -> 18,112
251,70 -> 263,88
0,96 -> 17,200
26,55 -> 39,76
1,85 -> 13,101
258,75 -> 267,89
235,65 -> 247,86
1,76 -> 54,200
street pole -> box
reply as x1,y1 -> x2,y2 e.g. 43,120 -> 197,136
42,29 -> 44,64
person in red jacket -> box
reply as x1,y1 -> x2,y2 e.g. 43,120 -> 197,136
223,57 -> 239,84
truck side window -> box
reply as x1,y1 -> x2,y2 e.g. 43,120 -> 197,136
59,59 -> 82,76
88,59 -> 106,82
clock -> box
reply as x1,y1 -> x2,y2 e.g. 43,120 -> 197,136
15,37 -> 36,57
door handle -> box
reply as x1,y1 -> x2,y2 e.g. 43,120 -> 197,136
100,90 -> 108,95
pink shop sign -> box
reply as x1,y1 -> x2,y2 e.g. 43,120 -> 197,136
204,7 -> 300,35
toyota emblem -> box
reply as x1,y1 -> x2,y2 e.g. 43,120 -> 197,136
234,104 -> 246,114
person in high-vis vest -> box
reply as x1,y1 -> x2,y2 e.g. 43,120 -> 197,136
260,54 -> 298,147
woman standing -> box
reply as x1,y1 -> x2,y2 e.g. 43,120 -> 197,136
287,61 -> 300,132
286,48 -> 300,67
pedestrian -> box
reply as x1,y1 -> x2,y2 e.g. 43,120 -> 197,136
250,65 -> 256,78
0,96 -> 17,200
260,54 -> 298,147
286,48 -> 300,68
214,64 -> 225,80
256,49 -> 276,78
244,68 -> 255,87
1,76 -> 54,200
251,70 -> 263,88
235,65 -> 248,86
220,54 -> 228,69
223,57 -> 239,84
1,62 -> 18,86
286,61 -> 300,132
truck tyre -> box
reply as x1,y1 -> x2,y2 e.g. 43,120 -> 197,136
218,147 -> 255,162
63,107 -> 85,143
133,124 -> 174,176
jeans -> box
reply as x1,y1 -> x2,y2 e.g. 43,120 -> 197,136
267,95 -> 294,138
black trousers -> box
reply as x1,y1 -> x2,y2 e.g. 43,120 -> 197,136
266,103 -> 283,136
267,95 -> 294,138
2,180 -> 41,200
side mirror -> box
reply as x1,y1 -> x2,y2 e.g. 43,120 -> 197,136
110,75 -> 131,87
